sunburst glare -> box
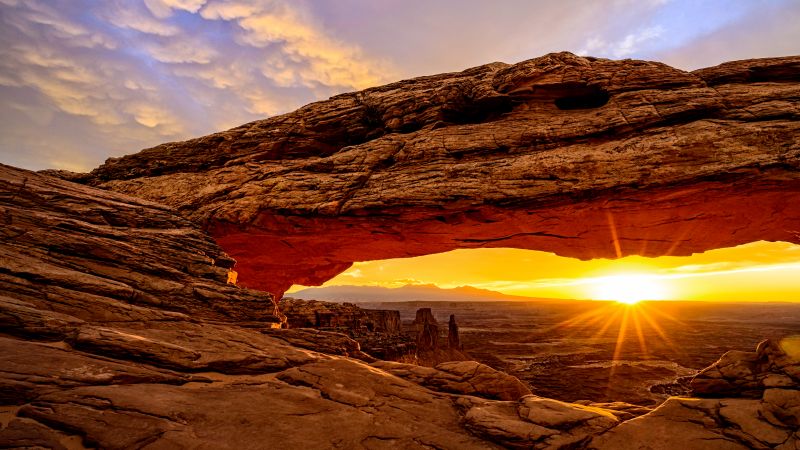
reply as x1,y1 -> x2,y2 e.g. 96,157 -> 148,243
588,274 -> 670,304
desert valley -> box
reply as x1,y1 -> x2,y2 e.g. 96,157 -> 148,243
291,291 -> 800,405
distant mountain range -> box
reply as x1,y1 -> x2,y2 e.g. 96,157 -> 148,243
288,283 -> 560,303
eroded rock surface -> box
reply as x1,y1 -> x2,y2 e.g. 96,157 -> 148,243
460,395 -> 620,449
691,338 -> 800,398
414,307 -> 440,352
280,297 -> 401,333
590,338 -> 800,449
1,166 -> 799,449
449,314 -> 462,350
274,298 -> 412,360
0,164 -> 277,324
81,53 -> 800,296
589,394 -> 800,449
372,360 -> 532,401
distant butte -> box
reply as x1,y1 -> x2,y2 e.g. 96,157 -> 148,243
73,52 -> 800,298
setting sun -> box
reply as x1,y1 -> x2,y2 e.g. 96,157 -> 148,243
587,274 -> 670,304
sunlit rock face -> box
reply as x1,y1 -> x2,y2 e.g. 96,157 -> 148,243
85,53 -> 800,296
691,338 -> 800,398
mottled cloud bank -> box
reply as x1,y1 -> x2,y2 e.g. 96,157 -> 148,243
1,0 -> 798,171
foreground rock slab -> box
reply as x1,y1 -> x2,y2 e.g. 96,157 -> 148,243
372,360 -> 532,401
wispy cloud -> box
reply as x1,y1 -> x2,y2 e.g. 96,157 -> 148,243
144,0 -> 207,18
578,26 -> 664,58
201,1 -> 391,89
341,268 -> 364,279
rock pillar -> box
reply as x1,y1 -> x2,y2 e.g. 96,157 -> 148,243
413,308 -> 439,352
448,314 -> 461,350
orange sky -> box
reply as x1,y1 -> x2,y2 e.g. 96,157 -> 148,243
287,241 -> 800,302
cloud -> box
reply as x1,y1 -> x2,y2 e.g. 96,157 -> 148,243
144,0 -> 207,18
103,4 -> 181,36
578,26 -> 664,58
656,2 -> 800,70
0,2 -> 196,169
6,1 -> 117,49
201,1 -> 393,89
658,262 -> 800,280
342,268 -> 364,278
145,40 -> 218,64
474,262 -> 800,292
199,1 -> 259,20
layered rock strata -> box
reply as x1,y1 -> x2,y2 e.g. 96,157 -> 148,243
280,297 -> 401,333
0,165 -> 625,449
76,53 -> 800,296
591,338 -> 800,449
372,360 -> 533,401
0,164 -> 277,326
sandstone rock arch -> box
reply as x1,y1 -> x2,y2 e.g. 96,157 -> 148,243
82,52 -> 800,297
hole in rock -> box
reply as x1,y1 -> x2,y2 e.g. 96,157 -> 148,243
554,85 -> 610,110
441,93 -> 514,124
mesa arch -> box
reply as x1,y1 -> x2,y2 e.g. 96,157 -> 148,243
78,52 -> 800,298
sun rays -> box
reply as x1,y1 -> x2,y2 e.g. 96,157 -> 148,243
586,273 -> 671,305
548,299 -> 683,365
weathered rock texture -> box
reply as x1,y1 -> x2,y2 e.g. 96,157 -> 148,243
280,297 -> 401,333
691,337 -> 800,398
274,297 -> 410,360
449,314 -> 462,350
5,52 -> 800,449
590,338 -> 800,449
0,165 -> 616,449
81,53 -> 800,296
372,360 -> 533,401
414,307 -> 440,352
0,164 -> 277,326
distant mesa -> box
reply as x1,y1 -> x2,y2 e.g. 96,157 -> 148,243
289,283 -> 555,303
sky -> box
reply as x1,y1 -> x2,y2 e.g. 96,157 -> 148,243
1,0 -> 799,171
289,241 -> 800,302
1,0 -> 798,301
